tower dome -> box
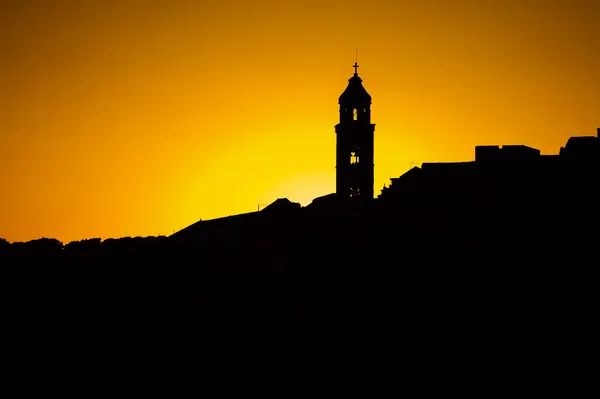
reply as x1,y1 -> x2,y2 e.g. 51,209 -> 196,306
338,62 -> 372,105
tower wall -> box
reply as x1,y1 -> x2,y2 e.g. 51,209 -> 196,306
335,123 -> 375,200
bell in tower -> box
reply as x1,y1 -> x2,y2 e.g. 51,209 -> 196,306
335,62 -> 375,200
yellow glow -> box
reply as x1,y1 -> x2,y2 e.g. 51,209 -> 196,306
1,0 -> 599,243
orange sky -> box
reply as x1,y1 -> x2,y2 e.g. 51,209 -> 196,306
1,0 -> 599,243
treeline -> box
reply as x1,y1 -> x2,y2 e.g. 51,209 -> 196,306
0,235 -> 167,257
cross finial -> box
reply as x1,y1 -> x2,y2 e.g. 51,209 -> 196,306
353,48 -> 360,75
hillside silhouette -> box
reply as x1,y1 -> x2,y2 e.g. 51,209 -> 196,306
2,65 -> 598,323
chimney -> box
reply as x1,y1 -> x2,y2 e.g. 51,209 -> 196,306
597,127 -> 600,138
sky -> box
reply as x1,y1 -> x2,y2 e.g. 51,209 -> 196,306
1,0 -> 599,243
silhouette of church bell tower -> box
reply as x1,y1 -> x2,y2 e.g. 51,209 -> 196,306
335,62 -> 375,200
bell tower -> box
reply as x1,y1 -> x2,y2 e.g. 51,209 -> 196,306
335,62 -> 375,200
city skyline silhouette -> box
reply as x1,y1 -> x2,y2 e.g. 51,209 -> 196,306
5,58 -> 598,244
2,1 -> 599,244
2,1 -> 600,322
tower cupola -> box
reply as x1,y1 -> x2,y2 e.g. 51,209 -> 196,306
339,62 -> 372,106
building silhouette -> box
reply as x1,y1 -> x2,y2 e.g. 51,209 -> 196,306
171,64 -> 600,235
335,62 -> 375,200
379,128 -> 600,206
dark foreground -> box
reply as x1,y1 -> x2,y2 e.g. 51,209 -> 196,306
1,197 -> 597,324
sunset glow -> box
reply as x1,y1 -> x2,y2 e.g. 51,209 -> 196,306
1,0 -> 599,243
